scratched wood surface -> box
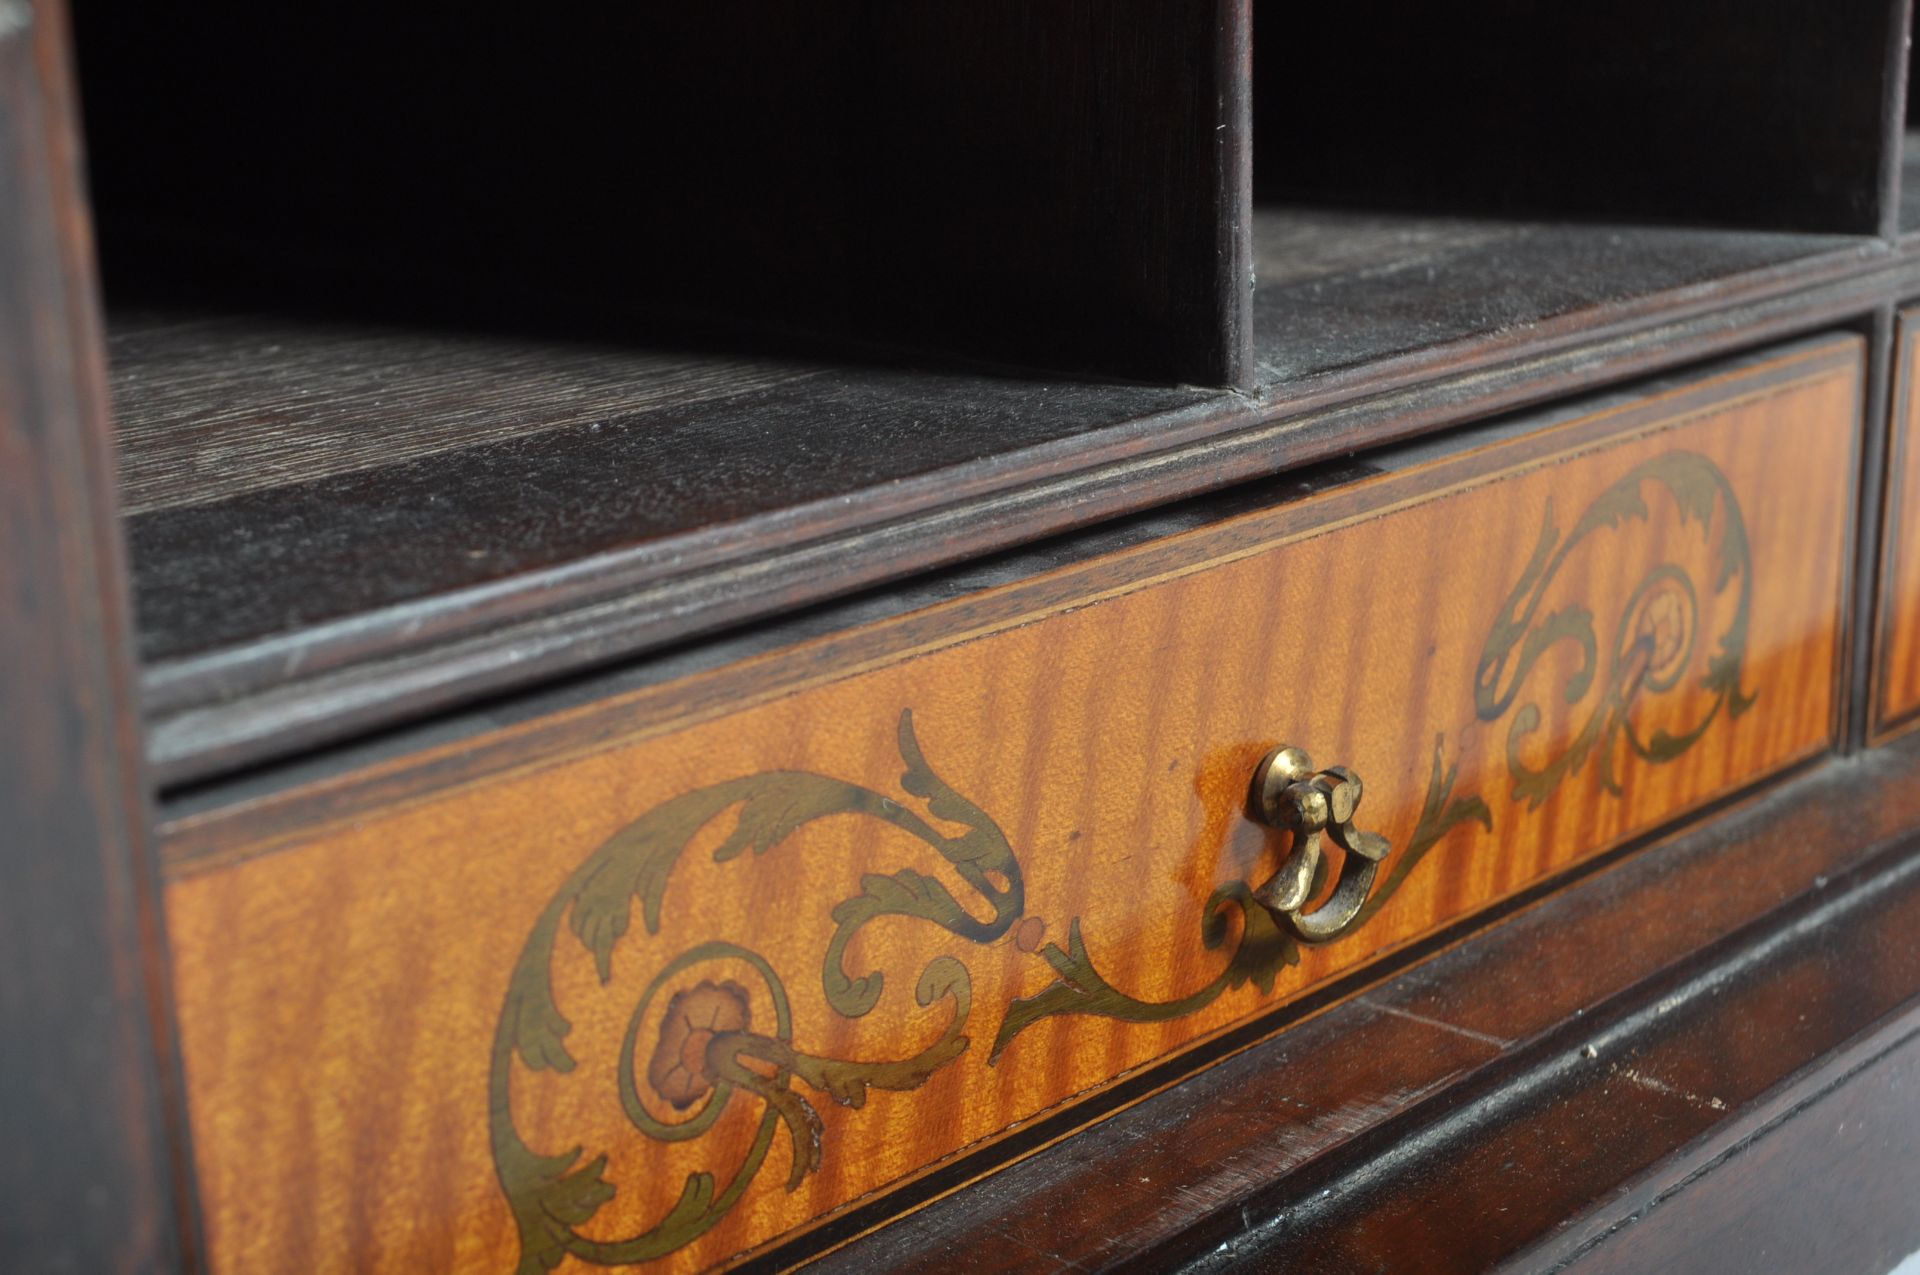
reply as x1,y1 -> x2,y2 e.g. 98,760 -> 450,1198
1877,310 -> 1920,736
159,338 -> 1860,1275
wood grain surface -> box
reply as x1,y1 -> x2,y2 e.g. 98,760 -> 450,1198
1876,309 -> 1920,734
1153,813 -> 1920,1275
1248,211 -> 1868,388
124,223 -> 1886,789
108,310 -> 829,517
132,221 -> 1884,789
0,1 -> 191,1266
817,732 -> 1920,1274
1560,1016 -> 1920,1275
1142,825 -> 1920,1275
160,339 -> 1860,1274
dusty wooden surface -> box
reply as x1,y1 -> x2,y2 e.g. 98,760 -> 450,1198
123,220 -> 1889,787
1559,1022 -> 1920,1275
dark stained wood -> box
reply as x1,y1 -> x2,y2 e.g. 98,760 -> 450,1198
861,1 -> 1254,386
107,311 -> 838,517
1205,841 -> 1920,1275
0,0 -> 193,1267
797,1003 -> 1504,1275
69,1 -> 1251,387
1254,0 -> 1908,236
1902,131 -> 1920,238
1875,308 -> 1920,741
809,734 -> 1920,1273
1560,1028 -> 1920,1275
1877,1 -> 1915,240
1844,304 -> 1896,751
63,0 -> 1920,794
1250,213 -> 1868,388
119,318 -> 1207,670
126,224 -> 1893,787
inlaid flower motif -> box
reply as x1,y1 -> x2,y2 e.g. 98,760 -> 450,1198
1634,579 -> 1694,684
648,980 -> 751,1110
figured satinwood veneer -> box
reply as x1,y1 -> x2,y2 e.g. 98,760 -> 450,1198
1875,309 -> 1920,738
158,336 -> 1860,1274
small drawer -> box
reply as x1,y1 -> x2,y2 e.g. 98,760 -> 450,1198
159,335 -> 1860,1273
1876,308 -> 1920,739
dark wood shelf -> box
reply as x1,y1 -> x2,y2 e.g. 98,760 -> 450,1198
117,310 -> 1202,669
1250,209 -> 1869,387
118,217 -> 1891,787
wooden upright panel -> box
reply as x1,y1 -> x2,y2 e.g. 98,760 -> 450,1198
0,0 -> 188,1267
159,339 -> 1860,1273
1256,0 -> 1909,235
1877,309 -> 1920,737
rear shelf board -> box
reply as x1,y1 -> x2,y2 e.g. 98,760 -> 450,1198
120,310 -> 1198,673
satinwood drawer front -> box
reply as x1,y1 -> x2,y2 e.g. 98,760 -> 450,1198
1876,309 -> 1920,739
158,336 -> 1860,1274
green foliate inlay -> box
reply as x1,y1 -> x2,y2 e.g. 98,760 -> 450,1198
490,450 -> 1755,1270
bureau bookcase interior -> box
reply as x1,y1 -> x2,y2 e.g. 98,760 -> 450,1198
15,0 -> 1920,1271
61,0 -> 1907,789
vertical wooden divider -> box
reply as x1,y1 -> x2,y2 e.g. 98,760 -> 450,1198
0,0 -> 194,1267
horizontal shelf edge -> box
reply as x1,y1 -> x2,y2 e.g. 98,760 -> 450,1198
145,241 -> 1919,787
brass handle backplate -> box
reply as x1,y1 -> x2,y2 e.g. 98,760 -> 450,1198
1248,746 -> 1392,944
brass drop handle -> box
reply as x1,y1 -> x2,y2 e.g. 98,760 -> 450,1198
1248,746 -> 1392,943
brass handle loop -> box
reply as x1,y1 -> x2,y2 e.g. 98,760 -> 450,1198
1248,746 -> 1392,943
